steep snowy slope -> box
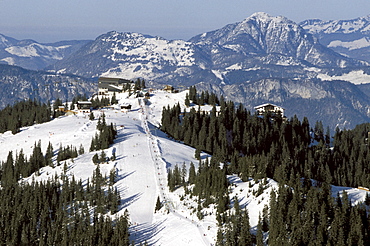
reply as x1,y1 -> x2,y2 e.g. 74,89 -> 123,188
0,91 -> 214,245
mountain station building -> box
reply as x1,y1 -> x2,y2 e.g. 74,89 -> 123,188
98,77 -> 131,96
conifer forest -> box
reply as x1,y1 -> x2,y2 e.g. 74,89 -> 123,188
0,101 -> 129,245
162,86 -> 370,245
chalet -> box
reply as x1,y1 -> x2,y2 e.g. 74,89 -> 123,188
121,104 -> 132,112
254,103 -> 285,117
98,77 -> 130,96
54,106 -> 77,115
163,85 -> 174,93
56,106 -> 65,112
75,101 -> 92,113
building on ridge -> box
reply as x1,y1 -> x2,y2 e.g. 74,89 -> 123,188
254,103 -> 285,117
98,77 -> 131,96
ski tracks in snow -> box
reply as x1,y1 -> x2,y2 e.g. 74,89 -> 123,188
139,99 -> 212,246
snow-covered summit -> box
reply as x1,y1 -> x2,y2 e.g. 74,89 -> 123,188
247,11 -> 292,24
189,12 -> 359,68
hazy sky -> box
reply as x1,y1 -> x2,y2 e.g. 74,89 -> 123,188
1,0 -> 370,43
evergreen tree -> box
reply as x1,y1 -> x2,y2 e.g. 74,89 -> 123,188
185,93 -> 190,107
155,196 -> 162,212
89,112 -> 95,120
45,141 -> 54,167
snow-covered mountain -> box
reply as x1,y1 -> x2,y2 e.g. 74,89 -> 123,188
52,13 -> 365,82
0,33 -> 90,70
3,12 -> 370,128
50,31 -> 211,82
300,15 -> 370,63
0,90 -> 368,245
190,12 -> 364,68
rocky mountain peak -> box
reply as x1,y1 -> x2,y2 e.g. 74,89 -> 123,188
190,13 -> 360,68
246,12 -> 292,25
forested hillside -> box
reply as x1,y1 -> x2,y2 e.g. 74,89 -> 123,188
161,87 -> 370,245
0,102 -> 129,245
162,86 -> 370,188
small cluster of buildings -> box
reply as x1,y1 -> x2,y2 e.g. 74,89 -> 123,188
55,101 -> 92,115
57,76 -> 286,117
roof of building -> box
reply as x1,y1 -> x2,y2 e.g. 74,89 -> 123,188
77,101 -> 92,104
98,77 -> 130,84
254,103 -> 284,110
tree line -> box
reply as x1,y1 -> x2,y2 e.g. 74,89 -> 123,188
0,99 -> 51,134
161,86 -> 370,189
0,101 -> 129,245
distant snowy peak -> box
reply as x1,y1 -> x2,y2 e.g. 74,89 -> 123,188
300,15 -> 370,63
300,15 -> 370,35
0,34 -> 90,70
0,34 -> 18,49
246,12 -> 295,26
192,12 -> 307,51
52,30 -> 207,79
5,43 -> 70,59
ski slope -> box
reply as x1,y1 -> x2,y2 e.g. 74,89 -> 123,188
0,90 -> 369,245
0,91 -> 213,245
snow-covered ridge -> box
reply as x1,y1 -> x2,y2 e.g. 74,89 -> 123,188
301,15 -> 370,35
247,11 -> 292,25
317,70 -> 370,85
5,43 -> 70,59
0,34 -> 90,70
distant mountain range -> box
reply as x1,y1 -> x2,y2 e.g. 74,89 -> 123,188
300,15 -> 370,63
2,12 -> 370,129
0,34 -> 90,70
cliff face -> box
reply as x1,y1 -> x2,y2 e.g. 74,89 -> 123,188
0,64 -> 96,109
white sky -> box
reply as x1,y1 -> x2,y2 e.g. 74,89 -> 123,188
1,0 -> 370,43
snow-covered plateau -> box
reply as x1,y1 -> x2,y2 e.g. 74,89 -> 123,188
0,90 -> 369,245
